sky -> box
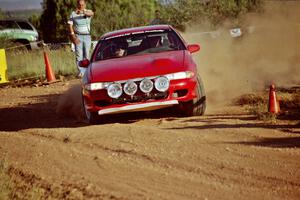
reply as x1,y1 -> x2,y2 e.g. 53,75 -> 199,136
0,0 -> 42,11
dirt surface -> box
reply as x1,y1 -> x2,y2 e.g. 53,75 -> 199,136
0,80 -> 299,200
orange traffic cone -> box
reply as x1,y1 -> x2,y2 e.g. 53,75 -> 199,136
43,51 -> 56,82
268,84 -> 280,114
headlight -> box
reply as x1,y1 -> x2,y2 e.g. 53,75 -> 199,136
84,82 -> 109,91
166,71 -> 194,80
107,83 -> 122,98
155,76 -> 169,92
124,80 -> 137,96
140,78 -> 153,93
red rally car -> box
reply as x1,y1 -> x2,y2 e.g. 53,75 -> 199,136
80,25 -> 206,123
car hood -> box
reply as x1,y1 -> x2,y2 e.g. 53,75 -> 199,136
89,51 -> 186,82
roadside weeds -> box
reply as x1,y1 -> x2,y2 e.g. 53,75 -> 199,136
0,159 -> 43,200
234,88 -> 300,122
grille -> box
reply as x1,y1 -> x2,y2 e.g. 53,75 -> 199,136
94,91 -> 168,107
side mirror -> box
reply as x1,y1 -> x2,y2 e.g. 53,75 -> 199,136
187,44 -> 200,54
79,59 -> 90,68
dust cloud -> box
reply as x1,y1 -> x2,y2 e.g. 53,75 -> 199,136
183,1 -> 300,106
56,83 -> 85,120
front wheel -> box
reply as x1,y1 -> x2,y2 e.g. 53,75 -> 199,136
180,76 -> 206,116
82,95 -> 101,124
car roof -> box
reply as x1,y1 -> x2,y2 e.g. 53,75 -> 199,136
0,19 -> 31,23
101,25 -> 173,40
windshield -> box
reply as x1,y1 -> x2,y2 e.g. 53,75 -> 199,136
94,30 -> 185,61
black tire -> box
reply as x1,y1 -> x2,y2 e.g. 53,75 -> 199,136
180,76 -> 206,116
82,95 -> 101,124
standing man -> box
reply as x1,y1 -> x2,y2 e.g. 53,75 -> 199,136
150,10 -> 164,25
68,0 -> 94,77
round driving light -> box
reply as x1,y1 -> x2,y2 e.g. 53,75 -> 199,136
107,83 -> 122,99
124,80 -> 137,96
155,76 -> 170,92
140,78 -> 153,93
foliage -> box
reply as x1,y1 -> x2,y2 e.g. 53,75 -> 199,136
29,14 -> 41,33
235,90 -> 300,122
37,0 -> 263,42
0,159 -> 11,200
0,8 -> 41,21
0,36 -> 14,49
39,0 -> 158,43
89,0 -> 157,39
38,0 -> 262,42
0,159 -> 43,200
40,0 -> 76,42
6,9 -> 42,20
160,0 -> 263,31
246,103 -> 277,122
0,8 -> 5,20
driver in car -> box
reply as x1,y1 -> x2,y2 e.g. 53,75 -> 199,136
114,47 -> 126,57
113,39 -> 128,58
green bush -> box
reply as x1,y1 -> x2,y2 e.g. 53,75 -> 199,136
0,36 -> 14,49
40,0 -> 158,42
161,0 -> 263,31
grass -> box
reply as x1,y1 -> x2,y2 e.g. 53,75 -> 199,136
0,159 -> 43,200
5,47 -> 78,80
0,37 -> 14,50
246,103 -> 277,122
235,88 -> 300,121
0,159 -> 11,200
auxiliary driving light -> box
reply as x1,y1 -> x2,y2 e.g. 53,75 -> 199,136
140,78 -> 153,93
107,83 -> 122,99
124,80 -> 138,96
155,76 -> 169,92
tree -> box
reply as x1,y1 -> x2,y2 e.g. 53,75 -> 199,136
161,0 -> 263,31
89,0 -> 158,39
39,0 -> 158,43
0,8 -> 5,20
40,0 -> 76,42
39,0 -> 262,42
29,14 -> 41,31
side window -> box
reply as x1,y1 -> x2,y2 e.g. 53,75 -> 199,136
96,41 -> 114,60
17,22 -> 34,31
167,32 -> 185,50
0,21 -> 19,29
6,21 -> 19,29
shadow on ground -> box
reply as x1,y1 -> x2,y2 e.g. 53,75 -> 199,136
167,121 -> 300,131
0,93 -> 181,131
1,92 -> 299,133
168,114 -> 300,148
95,107 -> 181,124
181,114 -> 257,123
230,137 -> 300,148
0,94 -> 87,131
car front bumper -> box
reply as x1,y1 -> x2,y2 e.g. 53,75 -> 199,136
83,77 -> 198,115
98,100 -> 179,115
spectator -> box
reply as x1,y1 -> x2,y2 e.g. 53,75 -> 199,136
150,10 -> 164,25
68,0 -> 94,77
